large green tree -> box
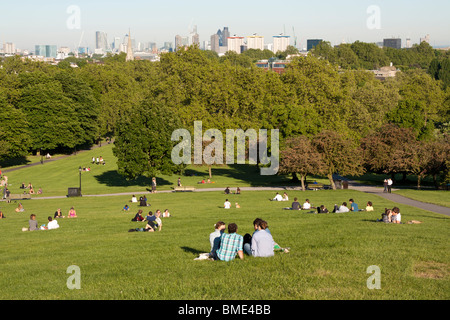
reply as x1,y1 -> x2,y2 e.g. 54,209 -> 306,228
113,96 -> 185,180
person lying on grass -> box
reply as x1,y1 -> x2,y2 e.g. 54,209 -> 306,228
391,207 -> 402,224
129,213 -> 161,232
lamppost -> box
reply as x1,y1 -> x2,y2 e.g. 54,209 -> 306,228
79,166 -> 82,197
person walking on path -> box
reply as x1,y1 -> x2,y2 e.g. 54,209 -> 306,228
387,178 -> 393,193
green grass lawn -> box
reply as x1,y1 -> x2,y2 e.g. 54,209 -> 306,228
393,189 -> 450,208
0,189 -> 448,300
0,143 -> 449,300
1,143 -> 329,198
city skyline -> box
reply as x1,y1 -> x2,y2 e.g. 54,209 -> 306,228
1,0 -> 449,51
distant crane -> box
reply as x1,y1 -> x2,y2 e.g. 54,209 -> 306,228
74,30 -> 84,57
292,27 -> 298,49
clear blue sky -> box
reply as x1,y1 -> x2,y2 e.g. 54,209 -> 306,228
1,0 -> 449,51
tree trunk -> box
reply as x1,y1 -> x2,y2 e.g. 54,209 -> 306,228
208,166 -> 212,179
300,175 -> 306,191
433,174 -> 438,190
328,174 -> 336,190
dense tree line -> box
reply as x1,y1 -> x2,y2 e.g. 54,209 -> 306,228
0,45 -> 448,186
311,41 -> 450,89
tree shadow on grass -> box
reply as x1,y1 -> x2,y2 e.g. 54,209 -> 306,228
184,164 -> 295,187
94,170 -> 172,188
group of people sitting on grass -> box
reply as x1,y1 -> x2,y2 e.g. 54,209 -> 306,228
195,218 -> 290,262
22,213 -> 60,231
270,192 -> 289,201
19,182 -> 42,195
129,209 -> 168,232
92,156 -> 106,165
224,186 -> 241,195
282,197 -> 375,214
130,195 -> 151,207
52,207 -> 78,219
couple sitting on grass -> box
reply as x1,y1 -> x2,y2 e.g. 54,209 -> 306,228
195,218 -> 289,261
129,210 -> 163,232
285,198 -> 313,210
377,207 -> 402,224
22,214 -> 59,231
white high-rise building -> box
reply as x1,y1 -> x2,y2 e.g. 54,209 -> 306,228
420,34 -> 430,44
3,42 -> 16,55
406,38 -> 412,48
113,37 -> 121,51
273,35 -> 290,53
227,37 -> 245,53
246,36 -> 264,50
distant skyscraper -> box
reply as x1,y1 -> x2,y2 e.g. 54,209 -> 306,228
420,34 -> 430,44
307,39 -> 322,51
211,34 -> 220,53
247,35 -> 265,50
3,42 -> 16,55
189,25 -> 200,47
175,35 -> 190,51
383,38 -> 401,49
96,31 -> 109,52
163,42 -> 173,52
216,27 -> 230,47
35,45 -> 57,58
406,38 -> 412,48
227,37 -> 245,53
126,30 -> 134,61
113,37 -> 121,51
222,27 -> 230,47
273,35 -> 290,53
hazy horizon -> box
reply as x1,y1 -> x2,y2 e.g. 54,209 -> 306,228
1,0 -> 449,51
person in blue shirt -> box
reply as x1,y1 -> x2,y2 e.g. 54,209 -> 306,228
349,199 -> 359,212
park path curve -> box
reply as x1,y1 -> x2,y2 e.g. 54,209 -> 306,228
347,182 -> 450,217
27,184 -> 450,217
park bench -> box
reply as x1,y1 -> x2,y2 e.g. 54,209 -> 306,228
307,183 -> 324,191
6,193 -> 31,202
173,186 -> 196,192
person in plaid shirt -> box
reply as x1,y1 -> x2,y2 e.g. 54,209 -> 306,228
216,223 -> 244,261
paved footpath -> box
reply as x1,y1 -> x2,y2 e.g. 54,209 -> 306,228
347,182 -> 450,217
30,184 -> 450,217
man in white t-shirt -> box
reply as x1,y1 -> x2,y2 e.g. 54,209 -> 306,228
302,199 -> 311,210
224,199 -> 231,209
47,217 -> 59,230
272,193 -> 283,201
336,202 -> 350,213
